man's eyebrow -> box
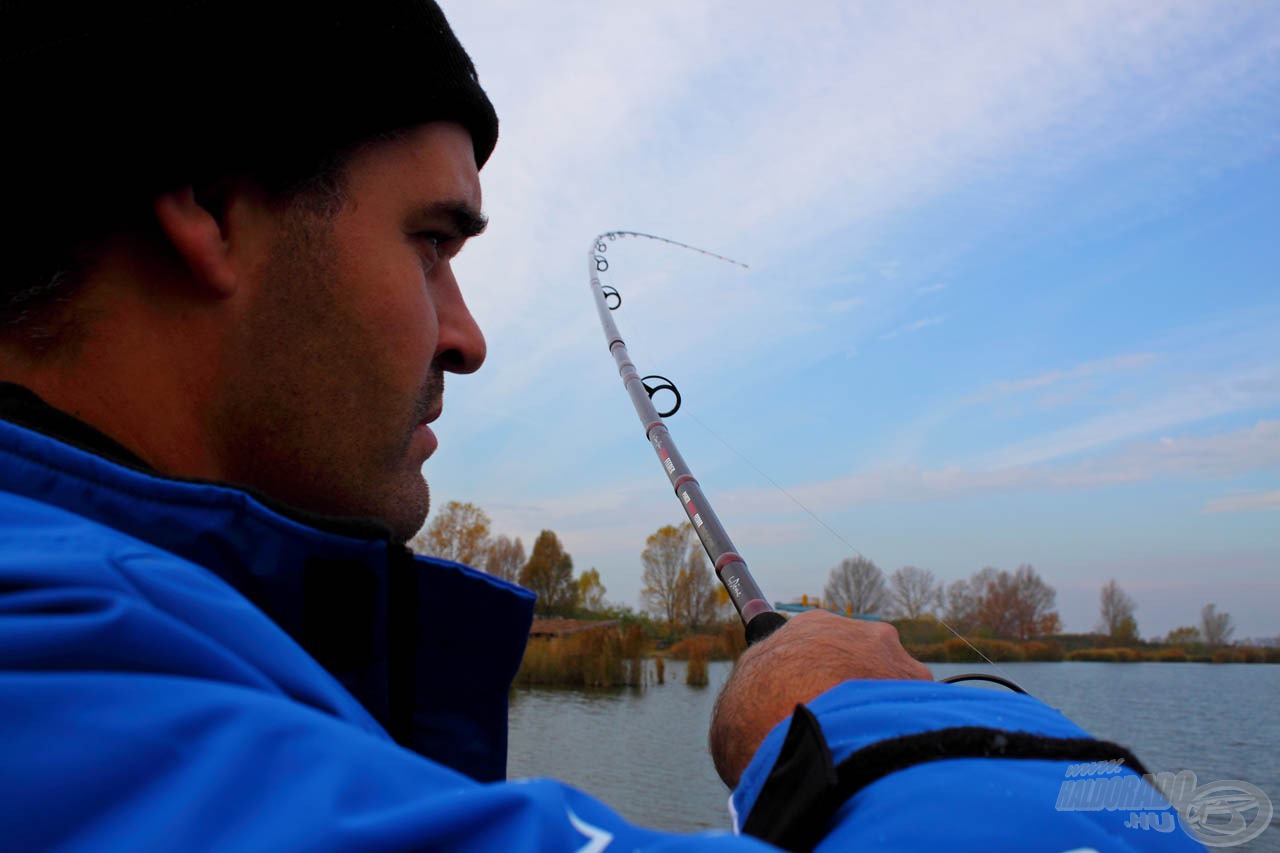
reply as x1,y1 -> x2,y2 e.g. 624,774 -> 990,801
412,201 -> 488,238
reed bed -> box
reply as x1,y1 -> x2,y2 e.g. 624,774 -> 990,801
903,641 -> 1278,664
516,624 -> 648,688
666,624 -> 747,662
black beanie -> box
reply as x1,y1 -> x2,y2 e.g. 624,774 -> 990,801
1,0 -> 498,301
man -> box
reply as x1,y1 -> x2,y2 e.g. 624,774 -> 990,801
0,1 -> 1201,849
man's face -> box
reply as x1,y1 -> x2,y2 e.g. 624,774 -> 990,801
212,122 -> 487,542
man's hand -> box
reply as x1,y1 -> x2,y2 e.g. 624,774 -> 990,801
709,610 -> 933,788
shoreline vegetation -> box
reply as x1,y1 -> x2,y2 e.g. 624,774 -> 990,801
515,616 -> 1278,689
516,621 -> 746,688
411,502 -> 1275,687
891,616 -> 1280,664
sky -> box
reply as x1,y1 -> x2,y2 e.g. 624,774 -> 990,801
425,0 -> 1280,640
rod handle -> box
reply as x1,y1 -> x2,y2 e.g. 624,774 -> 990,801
744,611 -> 787,646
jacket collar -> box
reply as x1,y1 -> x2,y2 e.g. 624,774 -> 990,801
0,386 -> 534,779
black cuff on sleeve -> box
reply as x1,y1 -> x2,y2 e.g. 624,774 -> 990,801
741,705 -> 1148,853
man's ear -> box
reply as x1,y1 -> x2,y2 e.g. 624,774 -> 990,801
153,185 -> 239,297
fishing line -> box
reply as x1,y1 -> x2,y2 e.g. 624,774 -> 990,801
682,407 -> 867,561
684,405 -> 1019,683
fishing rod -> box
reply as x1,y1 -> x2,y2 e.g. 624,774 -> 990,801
588,231 -> 786,646
587,232 -> 1030,693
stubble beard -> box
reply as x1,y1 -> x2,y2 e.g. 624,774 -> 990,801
212,207 -> 434,543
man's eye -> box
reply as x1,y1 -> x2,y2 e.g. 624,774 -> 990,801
414,232 -> 462,260
415,232 -> 445,250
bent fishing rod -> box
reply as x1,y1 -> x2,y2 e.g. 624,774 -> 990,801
586,232 -> 1029,692
588,231 -> 786,646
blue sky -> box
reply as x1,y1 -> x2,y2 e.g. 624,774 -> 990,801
426,1 -> 1279,639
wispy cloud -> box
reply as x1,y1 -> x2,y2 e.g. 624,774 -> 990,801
722,420 -> 1280,512
981,364 -> 1280,467
917,282 -> 949,295
1203,490 -> 1280,514
880,315 -> 945,340
829,297 -> 864,313
966,353 -> 1158,404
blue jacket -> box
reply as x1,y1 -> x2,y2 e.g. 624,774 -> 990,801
0,403 -> 1203,851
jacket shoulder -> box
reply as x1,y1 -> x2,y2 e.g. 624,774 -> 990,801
0,487 -> 385,733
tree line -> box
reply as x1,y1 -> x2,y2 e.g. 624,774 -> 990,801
409,501 -> 604,617
416,502 -> 1243,646
813,557 -> 1062,640
811,558 -> 1239,647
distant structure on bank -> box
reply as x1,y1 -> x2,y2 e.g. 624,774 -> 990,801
774,596 -> 882,621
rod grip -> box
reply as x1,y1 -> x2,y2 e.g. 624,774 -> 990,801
744,611 -> 787,646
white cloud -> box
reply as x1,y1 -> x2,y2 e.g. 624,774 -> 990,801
880,315 -> 944,340
720,420 -> 1280,513
981,365 -> 1280,468
966,353 -> 1159,404
1203,490 -> 1280,514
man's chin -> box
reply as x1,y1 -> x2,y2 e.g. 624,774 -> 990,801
389,480 -> 431,545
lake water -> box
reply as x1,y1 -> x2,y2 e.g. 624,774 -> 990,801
508,661 -> 1279,850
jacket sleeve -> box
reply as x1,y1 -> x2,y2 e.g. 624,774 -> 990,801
2,671 -> 1205,852
731,680 -> 1207,852
0,668 -> 777,852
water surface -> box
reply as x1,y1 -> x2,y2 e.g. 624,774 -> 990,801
507,661 -> 1279,849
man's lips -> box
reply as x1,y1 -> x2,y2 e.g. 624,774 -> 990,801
414,417 -> 440,457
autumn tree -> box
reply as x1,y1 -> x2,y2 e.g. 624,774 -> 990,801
1165,626 -> 1202,646
674,548 -> 717,631
1200,603 -> 1234,647
411,500 -> 491,565
944,566 -> 1059,639
1098,579 -> 1138,642
519,530 -> 577,616
823,556 -> 887,615
980,565 -> 1059,640
641,523 -> 696,625
484,534 -> 525,583
712,585 -> 735,622
577,568 -> 607,612
888,566 -> 941,619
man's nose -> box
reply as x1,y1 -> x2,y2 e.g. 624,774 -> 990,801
433,265 -> 486,374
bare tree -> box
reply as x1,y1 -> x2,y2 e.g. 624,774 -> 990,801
411,500 -> 491,565
1098,579 -> 1138,641
943,567 -> 1000,635
642,523 -> 695,625
483,534 -> 525,583
942,578 -> 981,635
1200,603 -> 1234,647
823,556 -> 887,615
888,566 -> 941,619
